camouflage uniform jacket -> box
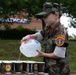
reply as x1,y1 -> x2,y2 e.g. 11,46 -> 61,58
40,22 -> 70,75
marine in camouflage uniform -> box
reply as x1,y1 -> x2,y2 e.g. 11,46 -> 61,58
40,22 -> 70,75
36,2 -> 70,75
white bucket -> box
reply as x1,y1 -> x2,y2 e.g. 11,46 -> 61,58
20,39 -> 41,57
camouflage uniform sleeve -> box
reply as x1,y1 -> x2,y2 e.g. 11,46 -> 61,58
54,25 -> 69,47
53,25 -> 69,58
35,32 -> 43,41
35,26 -> 47,41
53,46 -> 66,58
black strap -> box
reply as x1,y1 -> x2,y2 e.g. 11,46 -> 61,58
41,19 -> 46,29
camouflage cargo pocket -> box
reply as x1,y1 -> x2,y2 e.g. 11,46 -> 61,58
49,67 -> 60,75
61,64 -> 70,75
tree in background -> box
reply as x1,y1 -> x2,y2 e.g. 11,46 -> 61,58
0,0 -> 76,29
72,34 -> 76,39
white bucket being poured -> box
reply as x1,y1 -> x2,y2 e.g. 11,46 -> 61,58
20,39 -> 41,57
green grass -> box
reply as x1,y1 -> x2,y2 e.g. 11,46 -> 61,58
68,41 -> 76,73
0,40 -> 76,73
0,40 -> 43,61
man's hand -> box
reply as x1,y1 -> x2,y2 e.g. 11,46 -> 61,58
20,34 -> 37,44
34,50 -> 60,59
21,35 -> 30,44
34,50 -> 44,58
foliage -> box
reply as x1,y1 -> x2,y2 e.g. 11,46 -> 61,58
68,35 -> 73,38
16,24 -> 24,31
0,28 -> 36,39
0,0 -> 76,27
72,34 -> 76,38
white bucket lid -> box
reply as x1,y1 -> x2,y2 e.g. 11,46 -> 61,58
12,61 -> 23,63
20,39 -> 41,57
2,60 -> 13,63
25,60 -> 36,63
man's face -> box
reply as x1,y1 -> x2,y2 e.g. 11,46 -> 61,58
43,13 -> 58,26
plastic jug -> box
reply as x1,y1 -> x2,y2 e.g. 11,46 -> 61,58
20,39 -> 41,57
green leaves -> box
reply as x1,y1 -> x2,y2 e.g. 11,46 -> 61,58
0,0 -> 76,27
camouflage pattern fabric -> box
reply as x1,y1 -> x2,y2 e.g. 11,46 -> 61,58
41,22 -> 70,75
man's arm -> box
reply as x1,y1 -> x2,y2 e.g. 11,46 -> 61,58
35,50 -> 60,59
21,32 -> 43,43
35,46 -> 66,59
